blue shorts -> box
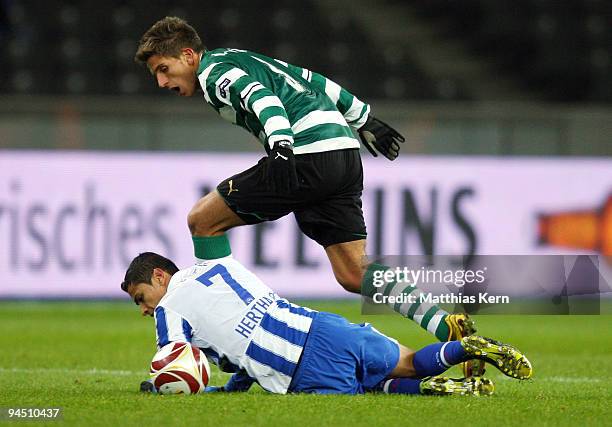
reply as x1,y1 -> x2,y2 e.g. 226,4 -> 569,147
288,312 -> 399,394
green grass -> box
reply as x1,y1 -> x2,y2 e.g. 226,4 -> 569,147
0,300 -> 610,426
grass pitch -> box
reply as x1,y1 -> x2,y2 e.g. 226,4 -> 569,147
0,300 -> 610,426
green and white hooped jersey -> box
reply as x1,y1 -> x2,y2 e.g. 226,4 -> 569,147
197,48 -> 370,155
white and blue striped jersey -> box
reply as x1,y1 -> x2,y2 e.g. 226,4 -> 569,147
153,256 -> 317,394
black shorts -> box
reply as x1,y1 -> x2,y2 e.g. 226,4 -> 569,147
217,149 -> 366,248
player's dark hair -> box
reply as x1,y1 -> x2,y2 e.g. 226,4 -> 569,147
135,16 -> 205,64
120,252 -> 179,293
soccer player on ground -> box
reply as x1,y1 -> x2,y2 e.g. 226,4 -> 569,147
134,17 -> 476,352
121,252 -> 532,396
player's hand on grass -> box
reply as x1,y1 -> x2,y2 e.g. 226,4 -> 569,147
223,370 -> 256,392
263,140 -> 299,193
141,380 -> 225,394
139,379 -> 157,394
203,386 -> 225,393
358,115 -> 405,161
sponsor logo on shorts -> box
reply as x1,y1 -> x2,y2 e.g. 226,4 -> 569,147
227,179 -> 239,196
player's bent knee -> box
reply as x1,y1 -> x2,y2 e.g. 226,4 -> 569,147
188,191 -> 245,236
334,271 -> 363,294
187,194 -> 220,236
325,240 -> 368,294
187,202 -> 208,235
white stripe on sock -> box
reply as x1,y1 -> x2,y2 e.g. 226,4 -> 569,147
426,312 -> 446,336
439,342 -> 451,367
387,282 -> 405,303
387,283 -> 418,317
401,289 -> 425,318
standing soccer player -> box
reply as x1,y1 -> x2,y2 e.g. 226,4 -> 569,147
133,16 -> 474,346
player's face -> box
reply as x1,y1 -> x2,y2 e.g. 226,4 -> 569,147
127,269 -> 169,317
147,49 -> 199,97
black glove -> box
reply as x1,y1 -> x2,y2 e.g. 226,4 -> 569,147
223,370 -> 256,392
262,140 -> 299,193
139,379 -> 157,393
203,386 -> 225,393
358,115 -> 405,161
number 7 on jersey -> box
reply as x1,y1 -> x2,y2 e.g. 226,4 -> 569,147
196,264 -> 255,305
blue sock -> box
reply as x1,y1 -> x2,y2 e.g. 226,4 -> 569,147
377,378 -> 422,395
442,341 -> 467,365
412,341 -> 467,377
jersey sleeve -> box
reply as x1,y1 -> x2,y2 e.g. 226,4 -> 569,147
198,62 -> 294,150
201,347 -> 242,373
285,63 -> 370,129
154,305 -> 193,349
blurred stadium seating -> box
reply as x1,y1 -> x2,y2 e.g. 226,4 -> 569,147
1,1 -> 610,102
0,0 -> 434,99
408,0 -> 612,102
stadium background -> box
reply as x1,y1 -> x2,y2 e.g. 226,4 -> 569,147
0,1 -> 611,426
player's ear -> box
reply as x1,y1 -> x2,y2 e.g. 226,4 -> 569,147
182,48 -> 196,65
152,268 -> 165,286
152,268 -> 171,290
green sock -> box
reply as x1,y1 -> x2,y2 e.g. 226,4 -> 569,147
362,263 -> 450,341
192,235 -> 232,260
